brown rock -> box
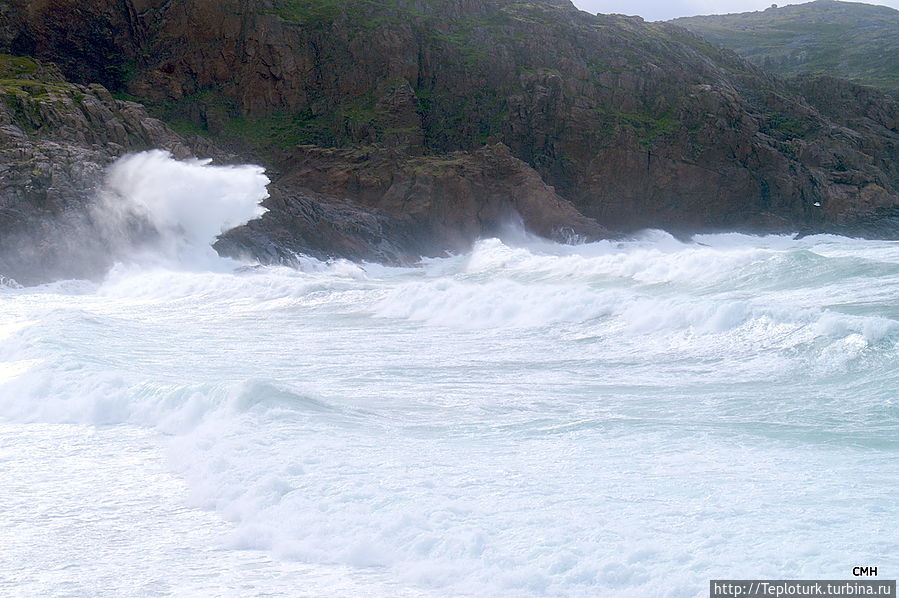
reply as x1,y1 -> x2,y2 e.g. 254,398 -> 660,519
2,0 -> 899,281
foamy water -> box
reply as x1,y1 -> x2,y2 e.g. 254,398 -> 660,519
0,154 -> 897,597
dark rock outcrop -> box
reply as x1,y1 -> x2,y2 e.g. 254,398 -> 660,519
1,0 -> 898,285
0,55 -> 197,284
787,74 -> 899,235
0,54 -> 604,283
218,142 -> 606,264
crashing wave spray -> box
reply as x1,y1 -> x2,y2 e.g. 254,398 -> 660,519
97,150 -> 270,268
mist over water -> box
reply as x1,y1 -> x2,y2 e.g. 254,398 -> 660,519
95,150 -> 269,269
1,153 -> 897,597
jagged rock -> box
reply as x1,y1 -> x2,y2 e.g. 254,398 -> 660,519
2,0 -> 899,285
0,55 -> 606,283
0,56 -> 199,284
219,143 -> 607,265
214,186 -> 422,266
5,0 -> 894,237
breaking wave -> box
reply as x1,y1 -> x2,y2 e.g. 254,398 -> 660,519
0,154 -> 897,597
95,149 -> 269,269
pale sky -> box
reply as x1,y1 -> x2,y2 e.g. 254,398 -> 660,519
571,0 -> 899,21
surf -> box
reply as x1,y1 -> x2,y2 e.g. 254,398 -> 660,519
0,152 -> 897,597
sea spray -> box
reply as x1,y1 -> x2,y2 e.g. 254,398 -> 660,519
0,275 -> 22,289
96,150 -> 270,268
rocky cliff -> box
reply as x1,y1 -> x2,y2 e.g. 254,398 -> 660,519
0,52 -> 599,283
0,54 -> 196,283
1,0 -> 898,283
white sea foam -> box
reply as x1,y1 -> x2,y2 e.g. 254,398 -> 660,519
0,213 -> 897,597
96,150 -> 269,268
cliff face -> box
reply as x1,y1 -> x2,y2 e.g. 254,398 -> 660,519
0,53 -> 600,283
13,0 -> 894,232
1,0 -> 898,283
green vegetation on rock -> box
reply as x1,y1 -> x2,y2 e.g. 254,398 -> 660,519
267,0 -> 432,27
267,0 -> 346,26
0,54 -> 83,121
0,55 -> 40,78
594,106 -> 681,147
767,113 -> 808,138
672,0 -> 899,98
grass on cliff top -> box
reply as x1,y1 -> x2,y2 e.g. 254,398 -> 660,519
0,55 -> 90,133
0,55 -> 84,105
672,1 -> 899,97
0,55 -> 40,79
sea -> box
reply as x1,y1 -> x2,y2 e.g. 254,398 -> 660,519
0,152 -> 896,597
